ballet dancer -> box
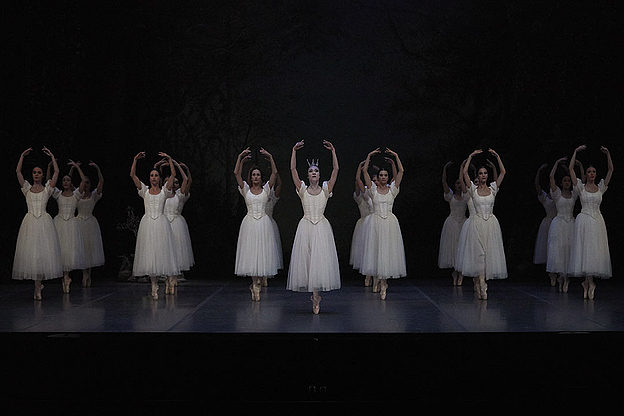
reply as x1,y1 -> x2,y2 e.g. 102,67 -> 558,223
130,151 -> 180,300
350,160 -> 374,286
233,147 -> 280,301
361,147 -> 407,300
286,140 -> 340,314
263,171 -> 284,287
567,145 -> 613,299
13,147 -> 63,300
438,161 -> 468,286
533,163 -> 558,285
461,149 -> 508,300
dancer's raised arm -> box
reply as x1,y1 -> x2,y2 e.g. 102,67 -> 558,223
549,157 -> 567,192
89,161 -> 104,195
178,162 -> 192,194
568,145 -> 585,185
234,148 -> 251,190
43,147 -> 59,189
442,161 -> 452,194
68,159 -> 87,194
260,147 -> 278,189
16,148 -> 32,187
486,159 -> 498,182
601,146 -> 614,187
385,148 -> 404,187
159,152 -> 175,191
173,159 -> 188,194
323,140 -> 339,194
488,149 -> 505,187
355,160 -> 366,195
130,151 -> 145,190
458,159 -> 468,193
534,163 -> 548,195
290,141 -> 304,191
362,148 -> 381,188
463,149 -> 482,188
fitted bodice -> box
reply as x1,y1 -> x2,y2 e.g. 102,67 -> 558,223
239,181 -> 270,220
21,180 -> 54,219
470,182 -> 498,221
467,196 -> 476,217
354,191 -> 373,219
576,178 -> 606,219
298,181 -> 331,224
165,190 -> 190,221
138,183 -> 171,220
367,182 -> 399,219
444,190 -> 468,222
53,188 -> 82,221
76,191 -> 102,220
538,190 -> 557,219
551,187 -> 577,222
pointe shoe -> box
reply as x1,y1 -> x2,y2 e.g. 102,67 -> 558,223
249,283 -> 261,301
452,275 -> 458,286
562,276 -> 570,293
262,277 -> 268,287
588,282 -> 596,300
311,295 -> 322,314
372,278 -> 380,293
550,275 -> 557,287
457,274 -> 463,286
557,276 -> 563,292
581,281 -> 588,299
478,280 -> 487,300
380,281 -> 388,300
165,277 -> 173,295
364,276 -> 372,287
34,282 -> 43,300
62,276 -> 71,294
151,283 -> 159,300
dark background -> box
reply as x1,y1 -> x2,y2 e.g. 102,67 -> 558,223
2,0 -> 622,284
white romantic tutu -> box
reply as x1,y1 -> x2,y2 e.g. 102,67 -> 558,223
132,215 -> 180,277
454,217 -> 473,274
287,217 -> 341,292
546,217 -> 575,275
568,213 -> 612,279
170,215 -> 195,271
360,213 -> 407,279
438,216 -> 466,269
459,215 -> 507,280
533,216 -> 553,264
78,216 -> 105,268
349,216 -> 367,270
54,216 -> 88,272
269,216 -> 283,269
235,214 -> 280,277
13,213 -> 63,280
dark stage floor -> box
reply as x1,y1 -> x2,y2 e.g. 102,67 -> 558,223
1,275 -> 622,409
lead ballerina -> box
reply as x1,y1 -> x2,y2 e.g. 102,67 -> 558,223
286,140 -> 340,314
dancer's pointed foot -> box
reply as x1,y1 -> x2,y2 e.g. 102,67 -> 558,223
457,274 -> 463,286
34,281 -> 44,300
364,275 -> 372,287
151,283 -> 159,300
588,282 -> 596,300
550,275 -> 557,287
62,276 -> 71,294
557,276 -> 563,292
262,277 -> 268,287
562,276 -> 570,293
581,281 -> 588,299
311,294 -> 322,314
380,280 -> 388,300
372,277 -> 380,293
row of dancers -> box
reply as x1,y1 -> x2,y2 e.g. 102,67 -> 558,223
438,145 -> 613,300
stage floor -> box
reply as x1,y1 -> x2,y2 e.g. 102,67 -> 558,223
1,276 -> 623,333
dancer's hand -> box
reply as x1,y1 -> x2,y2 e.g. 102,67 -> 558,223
158,152 -> 172,160
601,146 -> 610,154
260,147 -> 273,159
470,149 -> 483,157
575,145 -> 586,152
293,141 -> 304,151
134,151 -> 146,160
323,140 -> 335,152
42,147 -> 54,158
21,148 -> 33,158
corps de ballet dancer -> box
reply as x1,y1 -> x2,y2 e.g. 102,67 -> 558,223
567,145 -> 613,299
545,157 -> 579,293
51,160 -> 88,293
286,140 -> 341,314
13,147 -> 63,300
532,163 -> 557,285
233,147 -> 281,301
438,161 -> 467,286
130,151 -> 180,300
460,149 -> 508,300
262,171 -> 284,287
156,158 -> 195,294
360,147 -> 407,300
350,160 -> 373,286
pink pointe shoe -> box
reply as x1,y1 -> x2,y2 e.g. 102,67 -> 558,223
311,294 -> 322,314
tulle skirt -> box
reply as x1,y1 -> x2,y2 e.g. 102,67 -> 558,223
269,216 -> 283,269
78,216 -> 105,268
54,216 -> 88,272
132,215 -> 180,277
235,215 -> 280,277
170,215 -> 195,271
12,213 -> 63,280
287,218 -> 341,292
568,213 -> 611,279
438,216 -> 466,269
454,217 -> 473,274
459,215 -> 507,280
349,217 -> 367,270
533,216 -> 553,264
546,217 -> 575,275
360,214 -> 406,279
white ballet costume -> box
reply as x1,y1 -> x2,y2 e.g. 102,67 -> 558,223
360,182 -> 407,280
349,190 -> 373,271
461,182 -> 507,280
546,187 -> 578,276
568,179 -> 611,279
234,181 -> 281,278
164,189 -> 195,271
52,188 -> 88,272
438,190 -> 468,269
76,190 -> 105,268
265,187 -> 283,270
454,195 -> 476,275
132,183 -> 180,277
533,190 -> 557,264
287,181 -> 341,292
12,180 -> 63,280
